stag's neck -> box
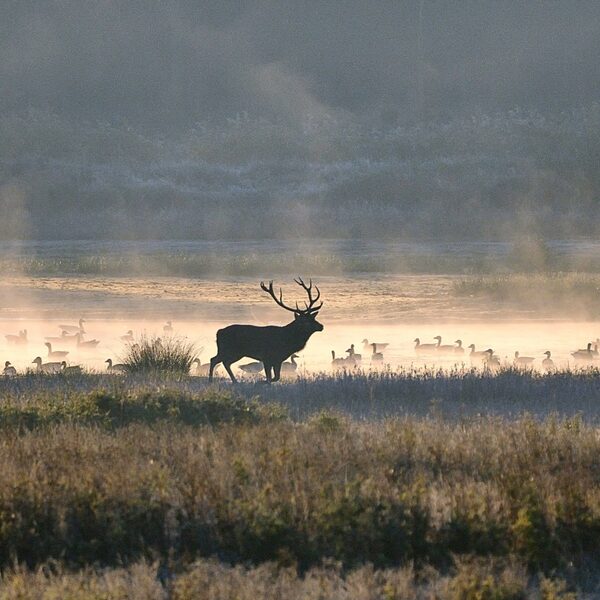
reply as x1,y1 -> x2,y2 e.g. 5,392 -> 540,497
282,320 -> 314,352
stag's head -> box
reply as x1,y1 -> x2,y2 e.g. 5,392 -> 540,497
260,277 -> 324,334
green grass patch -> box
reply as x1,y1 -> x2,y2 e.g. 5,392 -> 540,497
0,388 -> 287,430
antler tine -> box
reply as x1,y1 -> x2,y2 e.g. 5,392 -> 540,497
311,284 -> 321,303
293,276 -> 322,313
294,276 -> 312,292
260,280 -> 297,313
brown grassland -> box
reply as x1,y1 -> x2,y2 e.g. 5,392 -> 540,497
0,373 -> 595,597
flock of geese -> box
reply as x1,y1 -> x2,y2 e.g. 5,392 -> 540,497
330,336 -> 600,371
2,319 -> 253,377
3,318 -> 105,375
1,319 -> 178,376
331,339 -> 388,367
3,322 -> 600,377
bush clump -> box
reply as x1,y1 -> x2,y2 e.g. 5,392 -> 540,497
122,335 -> 197,375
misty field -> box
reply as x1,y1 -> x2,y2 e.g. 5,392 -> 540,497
4,1 -> 600,596
2,244 -> 600,596
0,371 -> 596,596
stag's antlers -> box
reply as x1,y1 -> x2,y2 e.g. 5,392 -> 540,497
293,277 -> 322,314
260,281 -> 297,313
260,278 -> 323,315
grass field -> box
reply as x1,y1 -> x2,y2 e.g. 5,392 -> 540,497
0,370 -> 597,597
1,255 -> 599,596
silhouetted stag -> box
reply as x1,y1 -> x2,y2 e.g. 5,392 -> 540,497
209,278 -> 323,383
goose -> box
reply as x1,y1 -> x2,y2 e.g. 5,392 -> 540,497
371,343 -> 384,362
571,343 -> 595,362
32,357 -> 62,374
345,344 -> 362,363
5,330 -> 27,345
454,339 -> 465,354
192,358 -> 217,376
280,354 -> 300,374
238,360 -> 264,374
434,336 -> 456,353
76,333 -> 100,349
45,342 -> 69,360
61,331 -> 80,344
163,321 -> 173,334
3,361 -> 16,377
331,351 -> 348,368
542,351 -> 555,371
414,338 -> 438,354
484,349 -> 501,371
61,361 -> 82,375
105,358 -> 127,374
59,318 -> 85,334
120,330 -> 134,342
468,344 -> 491,361
514,351 -> 535,366
362,339 -> 389,351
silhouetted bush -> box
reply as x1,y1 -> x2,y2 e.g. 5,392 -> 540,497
122,335 -> 196,375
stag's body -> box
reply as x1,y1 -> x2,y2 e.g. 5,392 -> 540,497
209,278 -> 323,383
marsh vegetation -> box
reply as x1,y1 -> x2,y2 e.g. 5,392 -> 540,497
0,374 -> 594,597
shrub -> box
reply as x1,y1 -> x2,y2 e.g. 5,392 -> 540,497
122,335 -> 196,375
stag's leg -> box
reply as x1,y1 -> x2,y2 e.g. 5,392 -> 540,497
208,355 -> 221,382
263,363 -> 273,384
272,362 -> 282,382
223,361 -> 237,383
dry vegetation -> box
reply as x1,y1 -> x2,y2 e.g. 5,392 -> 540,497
122,335 -> 197,375
0,559 -> 576,599
0,375 -> 596,596
453,273 -> 600,317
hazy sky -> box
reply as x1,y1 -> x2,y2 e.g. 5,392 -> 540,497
2,1 -> 599,129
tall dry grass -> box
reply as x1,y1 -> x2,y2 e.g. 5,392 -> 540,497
0,558 -> 577,599
0,414 -> 597,584
122,335 -> 197,375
